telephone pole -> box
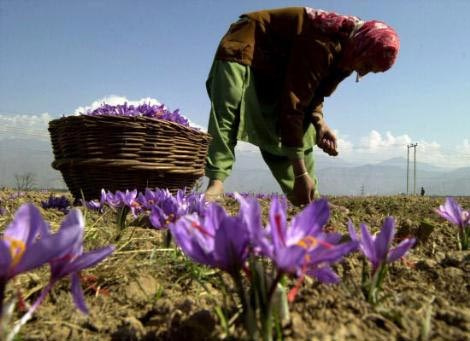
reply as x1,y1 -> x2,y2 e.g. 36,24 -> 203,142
406,143 -> 418,195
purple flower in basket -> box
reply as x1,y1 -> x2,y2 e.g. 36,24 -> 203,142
84,102 -> 191,127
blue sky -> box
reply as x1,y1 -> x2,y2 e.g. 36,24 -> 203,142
1,0 -> 469,168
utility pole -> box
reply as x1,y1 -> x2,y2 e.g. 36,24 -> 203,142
406,145 -> 410,195
413,143 -> 418,195
406,143 -> 418,195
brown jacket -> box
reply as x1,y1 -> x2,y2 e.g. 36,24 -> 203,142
215,7 -> 352,149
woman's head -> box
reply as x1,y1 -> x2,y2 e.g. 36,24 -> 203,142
344,20 -> 400,76
304,8 -> 399,76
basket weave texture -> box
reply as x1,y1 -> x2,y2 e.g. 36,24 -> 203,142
49,115 -> 211,200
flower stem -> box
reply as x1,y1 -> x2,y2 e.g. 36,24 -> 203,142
0,280 -> 6,318
7,281 -> 54,341
459,228 -> 469,250
232,270 -> 257,340
368,264 -> 387,305
260,272 -> 283,341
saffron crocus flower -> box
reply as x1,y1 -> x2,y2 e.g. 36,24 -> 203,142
253,196 -> 339,275
5,207 -> 115,341
46,208 -> 115,313
148,189 -> 207,229
81,189 -> 107,212
170,203 -> 249,274
102,190 -> 122,208
436,197 -> 470,249
348,217 -> 415,304
148,189 -> 184,229
349,217 -> 415,273
237,194 -> 356,281
235,194 -> 357,339
0,204 -> 80,315
304,231 -> 358,284
41,195 -> 71,213
137,188 -> 166,210
116,189 -> 141,217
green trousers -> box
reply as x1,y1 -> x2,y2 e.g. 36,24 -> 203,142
205,60 -> 319,199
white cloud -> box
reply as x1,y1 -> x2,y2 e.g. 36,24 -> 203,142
334,129 -> 353,153
333,130 -> 469,169
0,113 -> 52,141
358,130 -> 411,151
232,130 -> 468,169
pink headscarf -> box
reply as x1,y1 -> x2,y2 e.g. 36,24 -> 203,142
305,7 -> 400,72
348,21 -> 400,72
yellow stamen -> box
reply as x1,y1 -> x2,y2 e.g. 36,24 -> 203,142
297,236 -> 333,250
297,236 -> 319,249
4,236 -> 26,268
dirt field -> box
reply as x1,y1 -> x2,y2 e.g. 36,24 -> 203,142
1,190 -> 469,340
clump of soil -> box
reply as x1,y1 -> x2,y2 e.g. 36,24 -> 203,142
1,190 -> 469,340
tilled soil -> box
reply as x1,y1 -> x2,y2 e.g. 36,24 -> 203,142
1,191 -> 469,340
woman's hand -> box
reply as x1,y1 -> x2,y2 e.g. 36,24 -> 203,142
290,158 -> 315,206
315,120 -> 338,156
292,173 -> 316,206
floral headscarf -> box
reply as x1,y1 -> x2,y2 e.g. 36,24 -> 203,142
305,7 -> 400,73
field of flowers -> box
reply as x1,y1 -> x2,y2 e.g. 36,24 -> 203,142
0,188 -> 468,341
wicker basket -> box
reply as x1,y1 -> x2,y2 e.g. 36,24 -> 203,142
49,115 -> 211,200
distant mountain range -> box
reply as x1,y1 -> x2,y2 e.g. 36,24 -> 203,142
1,138 -> 469,196
224,152 -> 470,196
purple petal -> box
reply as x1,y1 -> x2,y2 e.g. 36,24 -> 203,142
14,226 -> 81,275
57,209 -> 84,256
290,199 -> 329,238
375,217 -> 395,262
71,272 -> 88,314
269,196 -> 288,250
308,266 -> 340,284
235,193 -> 266,248
149,206 -> 166,229
5,204 -> 48,245
387,238 -> 415,263
204,203 -> 226,234
170,216 -> 215,266
214,216 -> 248,272
360,223 -> 377,265
60,246 -> 115,276
436,197 -> 464,227
275,246 -> 306,274
0,241 -> 12,277
308,240 -> 358,265
348,220 -> 359,241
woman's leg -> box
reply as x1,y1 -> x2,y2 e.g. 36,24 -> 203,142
260,148 -> 319,203
205,60 -> 247,197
